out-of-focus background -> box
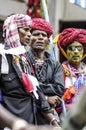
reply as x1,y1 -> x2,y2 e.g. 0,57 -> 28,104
0,0 -> 86,62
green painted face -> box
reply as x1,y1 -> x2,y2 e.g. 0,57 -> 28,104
66,41 -> 84,63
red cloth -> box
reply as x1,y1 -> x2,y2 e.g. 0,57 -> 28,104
27,0 -> 42,18
31,18 -> 54,37
22,73 -> 34,93
58,28 -> 86,51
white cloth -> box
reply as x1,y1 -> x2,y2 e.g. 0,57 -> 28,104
0,44 -> 27,74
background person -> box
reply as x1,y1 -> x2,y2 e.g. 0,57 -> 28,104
53,28 -> 86,109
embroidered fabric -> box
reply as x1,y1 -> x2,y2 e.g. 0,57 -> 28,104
63,61 -> 86,103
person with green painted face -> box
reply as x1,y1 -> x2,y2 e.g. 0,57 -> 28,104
53,28 -> 86,110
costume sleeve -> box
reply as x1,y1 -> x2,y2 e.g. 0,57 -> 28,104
39,61 -> 65,98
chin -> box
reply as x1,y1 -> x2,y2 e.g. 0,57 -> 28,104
72,60 -> 81,63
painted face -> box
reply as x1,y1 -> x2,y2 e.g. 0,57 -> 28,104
66,41 -> 84,63
30,30 -> 49,51
18,26 -> 31,46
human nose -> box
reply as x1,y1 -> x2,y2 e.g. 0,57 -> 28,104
27,31 -> 31,37
38,34 -> 43,39
74,48 -> 79,53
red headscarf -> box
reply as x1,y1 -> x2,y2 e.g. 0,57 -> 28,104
58,28 -> 86,48
31,18 -> 54,38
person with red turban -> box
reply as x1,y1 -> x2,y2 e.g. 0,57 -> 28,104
28,18 -> 65,125
53,28 -> 86,112
31,18 -> 54,37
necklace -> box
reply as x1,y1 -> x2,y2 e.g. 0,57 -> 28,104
35,59 -> 44,65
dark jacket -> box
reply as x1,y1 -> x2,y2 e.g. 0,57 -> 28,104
27,49 -> 65,125
28,49 -> 65,98
0,54 -> 51,125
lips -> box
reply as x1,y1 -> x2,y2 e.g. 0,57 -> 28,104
73,56 -> 80,59
35,41 -> 44,45
26,38 -> 30,43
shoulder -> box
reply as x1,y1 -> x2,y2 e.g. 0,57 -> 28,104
45,51 -> 63,70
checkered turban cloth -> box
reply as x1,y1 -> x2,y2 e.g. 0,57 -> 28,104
3,14 -> 32,48
31,18 -> 54,38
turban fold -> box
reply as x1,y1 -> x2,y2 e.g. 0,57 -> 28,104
58,28 -> 86,48
31,18 -> 54,37
3,14 -> 32,48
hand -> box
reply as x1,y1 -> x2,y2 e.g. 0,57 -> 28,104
12,119 -> 30,130
56,96 -> 62,106
47,96 -> 62,107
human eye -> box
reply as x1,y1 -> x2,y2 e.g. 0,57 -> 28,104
42,33 -> 47,37
32,33 -> 39,36
77,46 -> 83,51
67,46 -> 75,51
24,27 -> 30,32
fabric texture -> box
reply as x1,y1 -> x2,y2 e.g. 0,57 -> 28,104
3,14 -> 32,48
27,48 -> 65,124
31,18 -> 54,37
62,61 -> 86,104
58,28 -> 86,49
28,48 -> 65,97
0,54 -> 51,125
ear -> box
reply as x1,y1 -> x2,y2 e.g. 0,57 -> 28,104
47,38 -> 50,45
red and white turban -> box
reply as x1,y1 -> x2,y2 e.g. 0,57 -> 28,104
3,14 -> 32,48
31,18 -> 54,38
53,28 -> 86,59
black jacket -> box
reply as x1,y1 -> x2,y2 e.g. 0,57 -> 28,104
28,49 -> 65,98
0,54 -> 51,125
27,49 -> 65,125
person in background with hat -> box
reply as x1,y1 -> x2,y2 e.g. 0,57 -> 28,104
53,27 -> 86,110
0,14 -> 61,129
28,18 -> 65,125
